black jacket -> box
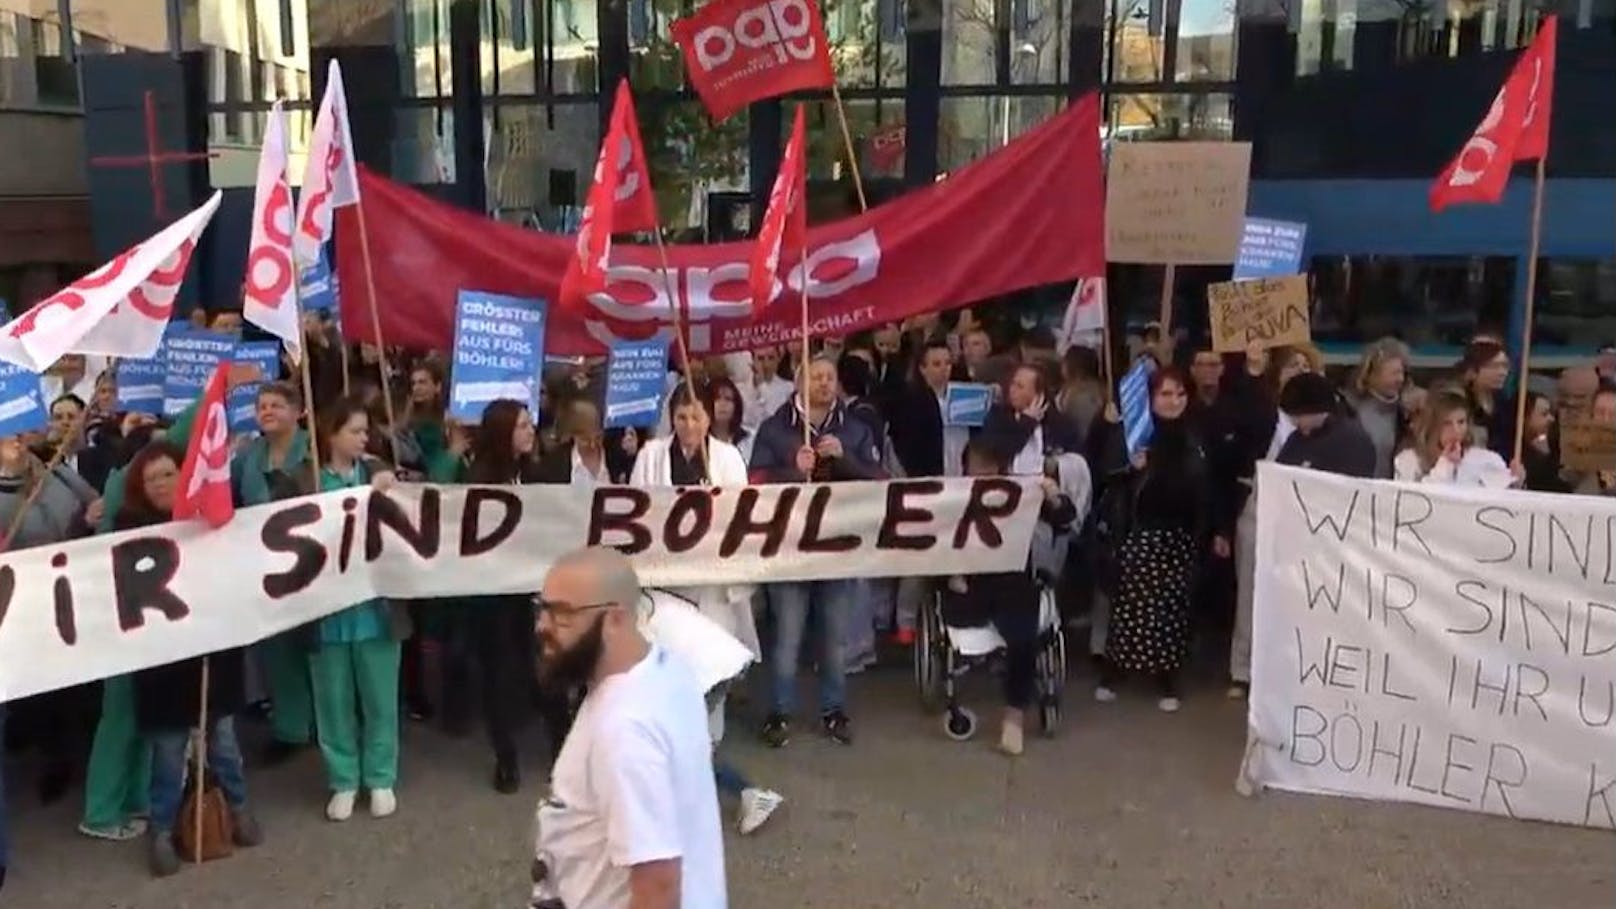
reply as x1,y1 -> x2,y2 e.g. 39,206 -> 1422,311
887,383 -> 948,478
1273,415 -> 1378,479
979,404 -> 1084,468
533,440 -> 631,485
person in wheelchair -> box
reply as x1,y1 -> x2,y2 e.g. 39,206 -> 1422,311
942,438 -> 1079,756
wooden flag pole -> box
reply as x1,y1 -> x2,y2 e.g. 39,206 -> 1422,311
1511,156 -> 1548,465
352,199 -> 402,466
649,229 -> 711,483
298,350 -> 324,491
191,656 -> 210,864
1158,263 -> 1176,344
828,84 -> 868,213
1,403 -> 92,551
799,251 -> 812,452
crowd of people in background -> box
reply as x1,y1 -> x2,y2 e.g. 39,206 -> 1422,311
1,300 -> 1612,889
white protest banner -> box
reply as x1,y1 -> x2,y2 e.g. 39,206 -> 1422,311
0,476 -> 1039,703
1244,463 -> 1616,830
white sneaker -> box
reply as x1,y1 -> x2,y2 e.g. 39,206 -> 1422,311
369,787 -> 398,818
326,790 -> 356,822
736,787 -> 783,835
1093,686 -> 1118,703
1225,684 -> 1248,700
1157,697 -> 1182,713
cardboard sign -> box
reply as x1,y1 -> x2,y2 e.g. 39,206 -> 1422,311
944,382 -> 993,427
1234,217 -> 1308,279
1104,142 -> 1253,265
604,339 -> 670,429
1207,275 -> 1311,353
1559,418 -> 1615,473
1246,464 -> 1616,830
449,291 -> 547,422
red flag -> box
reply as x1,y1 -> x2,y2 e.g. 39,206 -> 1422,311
671,0 -> 834,123
1429,16 -> 1557,212
607,80 -> 660,234
173,362 -> 235,528
750,106 -> 808,315
559,80 -> 661,311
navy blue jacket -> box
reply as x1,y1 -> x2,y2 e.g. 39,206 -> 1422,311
749,398 -> 885,483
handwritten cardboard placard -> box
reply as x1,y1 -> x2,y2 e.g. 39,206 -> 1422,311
1207,275 -> 1311,353
1559,419 -> 1615,473
1104,142 -> 1253,265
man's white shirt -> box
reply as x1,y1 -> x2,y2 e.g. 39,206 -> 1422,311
532,644 -> 726,909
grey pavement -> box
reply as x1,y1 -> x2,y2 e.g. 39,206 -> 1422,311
3,668 -> 1611,909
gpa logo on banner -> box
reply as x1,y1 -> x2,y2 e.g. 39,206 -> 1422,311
691,0 -> 821,73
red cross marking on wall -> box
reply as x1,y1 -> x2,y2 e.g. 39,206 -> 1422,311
87,90 -> 218,223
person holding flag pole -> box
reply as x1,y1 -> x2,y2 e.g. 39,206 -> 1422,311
1428,13 -> 1557,468
241,98 -> 326,765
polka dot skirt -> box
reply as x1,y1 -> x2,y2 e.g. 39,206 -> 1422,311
1104,527 -> 1195,675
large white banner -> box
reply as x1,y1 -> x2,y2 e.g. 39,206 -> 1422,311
1245,464 -> 1616,830
0,477 -> 1039,703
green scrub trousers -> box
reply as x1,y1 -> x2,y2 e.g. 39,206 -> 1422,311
80,675 -> 150,829
308,639 -> 402,792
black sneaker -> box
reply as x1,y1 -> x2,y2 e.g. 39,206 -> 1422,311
822,710 -> 853,745
760,713 -> 791,749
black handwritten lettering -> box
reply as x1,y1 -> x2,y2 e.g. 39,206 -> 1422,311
460,488 -> 521,557
877,480 -> 940,551
1479,743 -> 1526,819
1584,764 -> 1615,829
1367,719 -> 1409,783
1290,483 -> 1358,542
1300,561 -> 1345,613
951,478 -> 1021,550
111,537 -> 189,631
51,552 -> 76,645
587,488 -> 652,553
1295,628 -> 1328,686
1438,734 -> 1479,804
665,489 -> 715,554
1379,652 -> 1418,702
1473,506 -> 1517,564
0,564 -> 13,631
1578,675 -> 1614,728
366,486 -> 441,561
1329,710 -> 1365,773
1288,704 -> 1327,766
261,502 -> 327,598
1406,726 -> 1441,796
718,487 -> 797,559
798,486 -> 858,553
1391,491 -> 1434,557
338,496 -> 359,573
1449,580 -> 1493,636
1548,514 -> 1592,578
1582,601 -> 1616,658
1513,664 -> 1550,722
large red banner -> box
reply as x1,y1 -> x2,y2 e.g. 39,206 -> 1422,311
335,93 -> 1105,358
670,0 -> 835,123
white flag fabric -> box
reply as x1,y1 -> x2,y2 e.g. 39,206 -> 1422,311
0,193 -> 223,372
294,59 -> 361,267
1057,276 -> 1107,354
243,101 -> 301,364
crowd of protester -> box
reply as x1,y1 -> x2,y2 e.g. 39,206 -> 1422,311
0,303 -> 1612,888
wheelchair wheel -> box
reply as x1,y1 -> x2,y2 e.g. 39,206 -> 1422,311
944,706 -> 977,741
914,599 -> 943,711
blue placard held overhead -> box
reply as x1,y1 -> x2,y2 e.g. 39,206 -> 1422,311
604,339 -> 671,429
116,353 -> 168,416
0,361 -> 47,438
449,291 -> 548,422
163,327 -> 238,416
944,382 -> 993,427
1234,218 -> 1309,280
1119,357 -> 1156,458
299,248 -> 338,312
229,341 -> 284,433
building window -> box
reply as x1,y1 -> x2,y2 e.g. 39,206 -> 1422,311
279,0 -> 296,57
31,17 -> 78,107
511,0 -> 531,51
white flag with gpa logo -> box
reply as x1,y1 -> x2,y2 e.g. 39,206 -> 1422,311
244,101 -> 302,364
294,59 -> 360,267
1057,276 -> 1107,353
0,192 -> 223,372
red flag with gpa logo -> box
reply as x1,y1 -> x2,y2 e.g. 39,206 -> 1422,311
750,105 -> 807,315
1429,15 -> 1557,212
671,0 -> 834,123
173,362 -> 236,528
559,81 -> 656,311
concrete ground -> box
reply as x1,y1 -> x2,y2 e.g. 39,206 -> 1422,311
3,668 -> 1611,909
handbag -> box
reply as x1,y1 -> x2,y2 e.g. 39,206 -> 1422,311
175,769 -> 236,863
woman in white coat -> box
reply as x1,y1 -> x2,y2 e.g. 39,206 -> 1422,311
629,383 -> 784,835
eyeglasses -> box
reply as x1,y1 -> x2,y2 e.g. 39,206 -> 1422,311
531,597 -> 618,625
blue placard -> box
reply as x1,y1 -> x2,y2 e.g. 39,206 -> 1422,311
163,327 -> 238,416
449,290 -> 547,422
604,339 -> 671,429
0,361 -> 47,437
1234,217 -> 1308,280
1119,357 -> 1156,457
116,354 -> 167,415
299,247 -> 337,312
229,341 -> 284,433
944,382 -> 993,427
